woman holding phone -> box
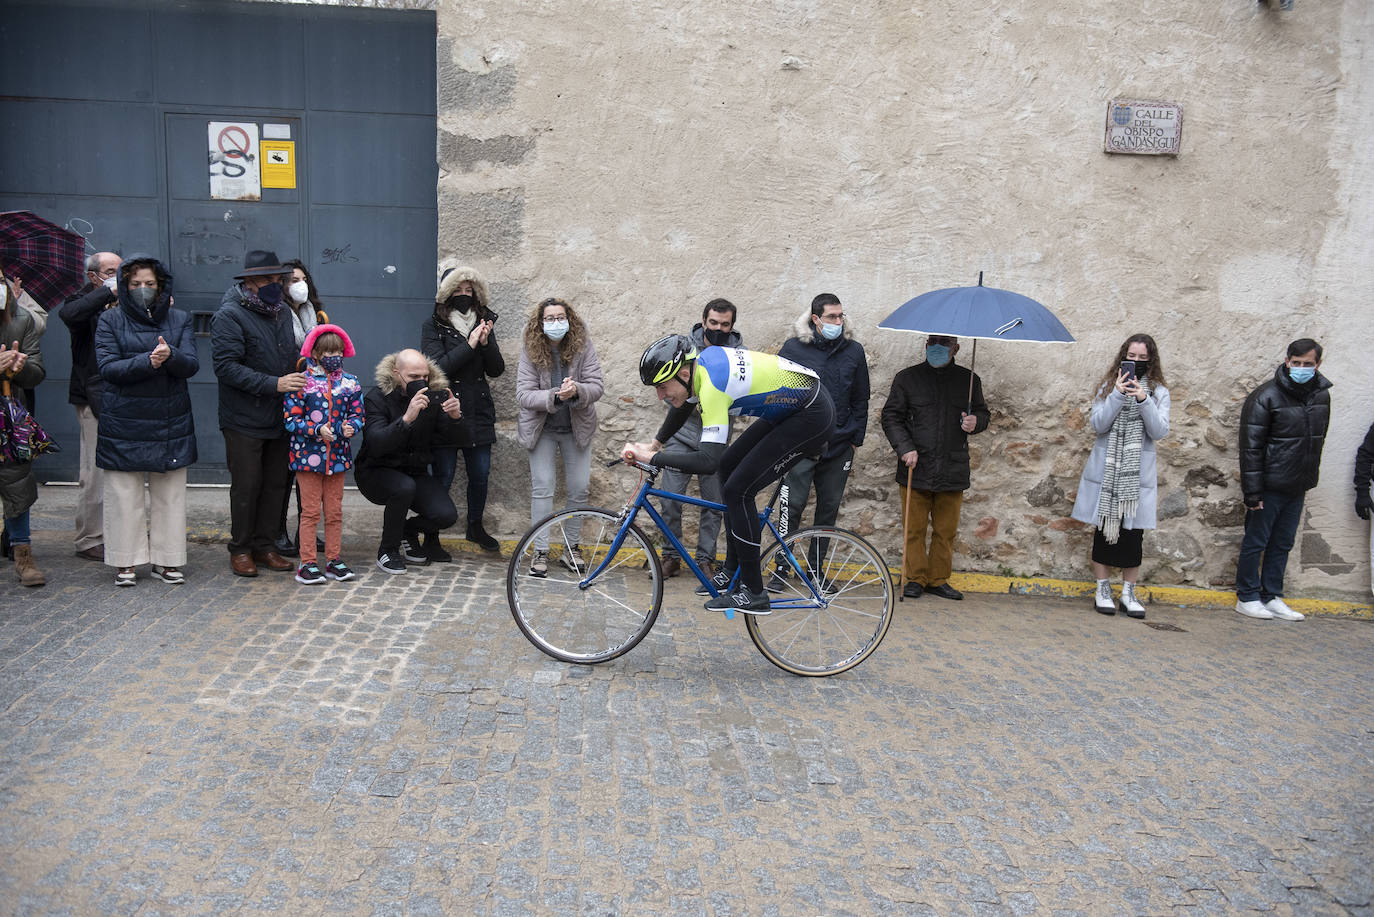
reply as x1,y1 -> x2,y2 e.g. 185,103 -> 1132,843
1070,334 -> 1170,617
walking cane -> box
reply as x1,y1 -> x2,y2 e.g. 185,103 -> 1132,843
899,462 -> 913,601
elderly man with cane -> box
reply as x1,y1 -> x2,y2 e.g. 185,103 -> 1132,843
881,334 -> 989,601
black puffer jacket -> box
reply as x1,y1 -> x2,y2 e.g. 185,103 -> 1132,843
211,282 -> 299,438
58,281 -> 117,414
94,255 -> 199,473
1239,364 -> 1332,501
778,311 -> 869,460
880,360 -> 989,492
420,313 -> 504,448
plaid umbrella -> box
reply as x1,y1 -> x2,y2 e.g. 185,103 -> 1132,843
0,211 -> 87,310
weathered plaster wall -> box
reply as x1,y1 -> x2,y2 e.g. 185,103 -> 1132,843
435,0 -> 1374,599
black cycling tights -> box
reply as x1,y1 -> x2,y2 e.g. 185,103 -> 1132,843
719,388 -> 835,593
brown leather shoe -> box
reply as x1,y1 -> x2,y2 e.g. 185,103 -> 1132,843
230,552 -> 259,577
661,554 -> 681,578
252,550 -> 294,572
75,545 -> 105,561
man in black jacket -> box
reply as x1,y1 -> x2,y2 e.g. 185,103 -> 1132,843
1354,419 -> 1374,596
57,250 -> 120,561
881,335 -> 990,600
773,293 -> 870,587
1235,338 -> 1331,621
355,349 -> 462,574
211,250 -> 306,577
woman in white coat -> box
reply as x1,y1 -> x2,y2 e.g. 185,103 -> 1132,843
1070,334 -> 1170,618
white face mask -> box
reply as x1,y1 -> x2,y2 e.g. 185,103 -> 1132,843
544,319 -> 570,342
102,275 -> 118,292
288,280 -> 310,304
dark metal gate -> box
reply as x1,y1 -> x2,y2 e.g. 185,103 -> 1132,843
0,0 -> 437,482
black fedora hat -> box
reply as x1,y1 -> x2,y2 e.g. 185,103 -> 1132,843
235,250 -> 288,279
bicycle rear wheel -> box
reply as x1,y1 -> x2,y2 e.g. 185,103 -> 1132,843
748,526 -> 894,676
507,509 -> 663,665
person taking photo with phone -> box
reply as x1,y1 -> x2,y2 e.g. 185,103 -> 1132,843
354,348 -> 463,574
1070,334 -> 1171,618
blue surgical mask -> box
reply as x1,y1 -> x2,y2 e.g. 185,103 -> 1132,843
926,344 -> 951,368
319,355 -> 344,374
818,321 -> 843,341
1288,365 -> 1315,384
544,319 -> 569,342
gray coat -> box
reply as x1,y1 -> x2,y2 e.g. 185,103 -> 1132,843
515,337 -> 604,450
1070,385 -> 1171,530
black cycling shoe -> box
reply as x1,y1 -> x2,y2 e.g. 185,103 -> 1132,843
703,585 -> 771,615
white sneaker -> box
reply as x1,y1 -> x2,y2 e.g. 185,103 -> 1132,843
1263,597 -> 1305,621
1235,600 -> 1273,619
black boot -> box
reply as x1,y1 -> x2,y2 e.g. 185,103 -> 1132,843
466,521 -> 500,553
274,529 -> 299,558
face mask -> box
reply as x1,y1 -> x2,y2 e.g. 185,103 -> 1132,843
1288,365 -> 1316,384
926,344 -> 951,368
102,276 -> 118,293
319,355 -> 344,374
405,378 -> 429,398
544,319 -> 569,342
1131,360 -> 1150,378
256,282 -> 283,305
703,328 -> 732,346
818,321 -> 843,341
130,286 -> 157,309
288,280 -> 310,304
449,294 -> 476,313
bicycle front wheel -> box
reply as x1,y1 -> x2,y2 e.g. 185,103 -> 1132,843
507,509 -> 663,665
748,526 -> 894,677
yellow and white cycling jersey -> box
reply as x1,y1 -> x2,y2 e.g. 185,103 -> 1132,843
692,346 -> 820,444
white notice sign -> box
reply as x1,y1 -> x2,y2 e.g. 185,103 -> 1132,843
1104,99 -> 1182,156
208,121 -> 261,200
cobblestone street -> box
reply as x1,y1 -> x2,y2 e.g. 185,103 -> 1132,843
1,526 -> 1371,915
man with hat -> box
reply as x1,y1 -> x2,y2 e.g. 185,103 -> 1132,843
211,250 -> 307,576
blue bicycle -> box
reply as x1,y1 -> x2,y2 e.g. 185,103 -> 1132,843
506,460 -> 894,676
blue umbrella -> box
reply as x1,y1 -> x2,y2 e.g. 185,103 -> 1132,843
880,272 -> 1075,410
879,272 -> 1074,343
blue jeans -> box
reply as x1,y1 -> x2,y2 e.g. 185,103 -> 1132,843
432,444 -> 492,526
1235,490 -> 1304,602
3,509 -> 31,546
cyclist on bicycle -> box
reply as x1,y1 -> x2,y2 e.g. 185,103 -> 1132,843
624,334 -> 835,613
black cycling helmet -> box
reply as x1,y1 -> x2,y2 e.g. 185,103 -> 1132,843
639,334 -> 698,385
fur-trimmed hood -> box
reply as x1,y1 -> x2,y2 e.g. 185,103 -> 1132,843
435,265 -> 490,308
373,352 -> 451,395
792,307 -> 856,345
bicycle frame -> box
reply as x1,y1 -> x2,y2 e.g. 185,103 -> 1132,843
580,463 -> 829,613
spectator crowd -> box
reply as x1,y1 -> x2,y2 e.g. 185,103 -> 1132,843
0,248 -> 1362,621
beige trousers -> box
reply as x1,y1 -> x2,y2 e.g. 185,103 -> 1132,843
102,468 -> 188,568
75,405 -> 104,550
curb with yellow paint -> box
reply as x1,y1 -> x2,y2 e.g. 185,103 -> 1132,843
190,524 -> 1374,620
944,570 -> 1374,620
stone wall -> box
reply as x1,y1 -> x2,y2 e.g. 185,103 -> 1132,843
435,0 -> 1374,600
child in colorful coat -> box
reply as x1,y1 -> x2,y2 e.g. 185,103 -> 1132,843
284,324 -> 365,584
